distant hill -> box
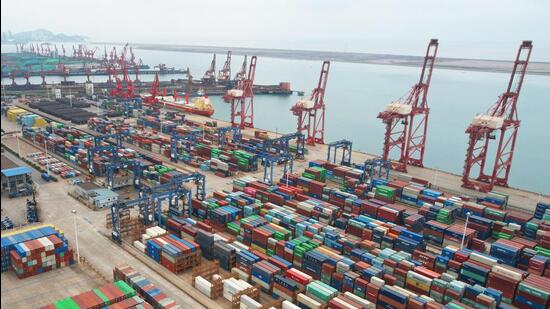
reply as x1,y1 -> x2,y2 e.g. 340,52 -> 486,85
1,29 -> 86,43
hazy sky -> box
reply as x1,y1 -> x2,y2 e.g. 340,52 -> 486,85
2,0 -> 549,61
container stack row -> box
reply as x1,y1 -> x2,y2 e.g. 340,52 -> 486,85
174,168 -> 550,309
1,224 -> 74,278
113,264 -> 180,308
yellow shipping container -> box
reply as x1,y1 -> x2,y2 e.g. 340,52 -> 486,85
33,117 -> 48,127
6,108 -> 27,121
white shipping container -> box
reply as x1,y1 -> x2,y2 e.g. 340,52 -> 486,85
133,241 -> 146,253
282,300 -> 301,309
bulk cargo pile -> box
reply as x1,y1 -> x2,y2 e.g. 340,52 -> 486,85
1,224 -> 74,278
29,101 -> 96,124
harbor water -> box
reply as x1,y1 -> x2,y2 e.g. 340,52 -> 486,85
2,45 -> 549,194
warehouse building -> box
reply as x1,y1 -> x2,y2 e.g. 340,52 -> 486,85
73,182 -> 119,209
1,156 -> 33,196
73,181 -> 102,199
89,189 -> 119,209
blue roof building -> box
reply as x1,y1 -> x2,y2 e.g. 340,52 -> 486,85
1,156 -> 33,196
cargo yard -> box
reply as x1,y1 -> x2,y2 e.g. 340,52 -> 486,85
2,15 -> 550,309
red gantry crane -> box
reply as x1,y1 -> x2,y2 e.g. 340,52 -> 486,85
377,39 -> 439,172
218,51 -> 232,84
144,73 -> 161,104
291,61 -> 331,146
462,41 -> 532,192
227,56 -> 257,128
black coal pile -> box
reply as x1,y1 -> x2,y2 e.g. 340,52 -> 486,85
29,101 -> 95,124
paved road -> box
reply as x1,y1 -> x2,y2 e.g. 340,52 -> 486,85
1,128 -> 206,308
1,148 -> 48,186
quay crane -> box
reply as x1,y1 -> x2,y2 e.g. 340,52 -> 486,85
227,56 -> 257,128
462,41 -> 532,192
290,61 -> 330,146
377,39 -> 439,172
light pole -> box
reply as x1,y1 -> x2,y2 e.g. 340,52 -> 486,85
16,135 -> 21,157
44,140 -> 50,176
433,167 -> 439,189
71,209 -> 80,264
69,87 -> 73,107
461,212 -> 472,249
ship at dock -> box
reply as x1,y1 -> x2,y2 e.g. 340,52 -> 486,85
142,92 -> 214,117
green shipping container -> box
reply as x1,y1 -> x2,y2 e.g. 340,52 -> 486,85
54,298 -> 80,309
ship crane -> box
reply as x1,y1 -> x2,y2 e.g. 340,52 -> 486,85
102,46 -> 108,66
40,64 -> 47,85
227,56 -> 257,128
84,65 -> 92,83
130,47 -> 136,66
218,51 -> 232,84
462,41 -> 533,192
376,39 -> 439,172
185,67 -> 193,102
235,56 -> 248,82
290,61 -> 330,146
106,65 -> 113,85
60,64 -> 69,83
61,45 -> 66,58
10,68 -> 17,86
24,65 -> 31,85
202,54 -> 216,85
133,64 -> 140,83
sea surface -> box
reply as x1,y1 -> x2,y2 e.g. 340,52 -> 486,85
2,45 -> 549,194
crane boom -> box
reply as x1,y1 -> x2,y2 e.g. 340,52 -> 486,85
377,39 -> 439,172
229,56 -> 257,128
462,41 -> 532,192
202,54 -> 216,84
218,51 -> 232,83
291,61 -> 331,145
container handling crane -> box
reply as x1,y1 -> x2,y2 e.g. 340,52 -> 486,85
234,56 -> 247,82
144,73 -> 161,104
377,39 -> 439,172
327,139 -> 353,166
218,51 -> 232,85
291,61 -> 330,146
227,56 -> 257,128
202,54 -> 216,85
462,41 -> 532,192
